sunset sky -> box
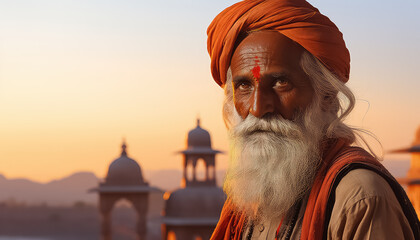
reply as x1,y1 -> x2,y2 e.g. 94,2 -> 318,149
0,0 -> 419,183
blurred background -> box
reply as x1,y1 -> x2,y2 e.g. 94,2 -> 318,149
0,0 -> 419,239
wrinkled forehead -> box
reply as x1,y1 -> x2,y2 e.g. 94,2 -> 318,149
231,48 -> 271,70
230,31 -> 306,71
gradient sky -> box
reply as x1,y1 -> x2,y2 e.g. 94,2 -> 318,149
0,0 -> 419,183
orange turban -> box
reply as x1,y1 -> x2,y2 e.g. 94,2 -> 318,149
207,0 -> 350,86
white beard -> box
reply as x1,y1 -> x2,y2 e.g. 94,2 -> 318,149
223,103 -> 326,222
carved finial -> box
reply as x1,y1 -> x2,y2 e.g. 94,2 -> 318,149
196,113 -> 201,127
121,138 -> 127,156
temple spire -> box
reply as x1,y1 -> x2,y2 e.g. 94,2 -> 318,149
121,138 -> 127,156
196,117 -> 201,127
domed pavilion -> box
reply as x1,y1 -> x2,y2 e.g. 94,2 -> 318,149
163,119 -> 226,240
92,140 -> 158,240
392,126 -> 420,216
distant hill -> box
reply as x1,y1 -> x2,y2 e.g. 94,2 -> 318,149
0,159 -> 407,206
0,169 -> 227,206
0,172 -> 98,206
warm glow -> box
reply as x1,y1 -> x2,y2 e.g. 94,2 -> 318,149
167,231 -> 177,240
163,192 -> 171,201
0,0 -> 419,183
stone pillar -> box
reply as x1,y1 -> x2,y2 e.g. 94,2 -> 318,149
101,211 -> 111,240
212,159 -> 216,184
99,194 -> 117,240
130,194 -> 149,240
183,155 -> 187,181
205,158 -> 209,181
192,158 -> 197,182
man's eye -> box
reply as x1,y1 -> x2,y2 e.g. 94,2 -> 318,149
273,79 -> 290,89
236,82 -> 253,91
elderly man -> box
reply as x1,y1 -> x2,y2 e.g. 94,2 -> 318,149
206,0 -> 420,239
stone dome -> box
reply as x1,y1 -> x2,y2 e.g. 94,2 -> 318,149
165,186 -> 225,219
104,142 -> 146,186
187,119 -> 212,148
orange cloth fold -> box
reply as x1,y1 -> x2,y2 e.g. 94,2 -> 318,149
211,199 -> 247,240
207,0 -> 350,86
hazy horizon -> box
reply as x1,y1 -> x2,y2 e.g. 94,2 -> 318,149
0,158 -> 411,184
0,0 -> 419,182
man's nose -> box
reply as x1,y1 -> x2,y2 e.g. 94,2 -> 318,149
249,85 -> 275,118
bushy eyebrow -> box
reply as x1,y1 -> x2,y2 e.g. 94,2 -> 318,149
232,72 -> 290,84
232,75 -> 252,85
271,72 -> 289,79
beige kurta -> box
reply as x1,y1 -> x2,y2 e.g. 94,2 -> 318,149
243,169 -> 414,239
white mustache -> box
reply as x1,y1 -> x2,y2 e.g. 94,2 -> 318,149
231,114 -> 303,139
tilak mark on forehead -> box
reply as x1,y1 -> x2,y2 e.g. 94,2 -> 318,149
251,56 -> 261,82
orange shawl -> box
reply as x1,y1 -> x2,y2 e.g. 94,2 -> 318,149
210,140 -> 420,239
207,0 -> 350,87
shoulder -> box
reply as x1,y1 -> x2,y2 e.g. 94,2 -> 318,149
335,168 -> 395,206
328,145 -> 396,206
328,168 -> 415,240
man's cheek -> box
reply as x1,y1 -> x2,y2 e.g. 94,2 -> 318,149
234,97 -> 251,119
